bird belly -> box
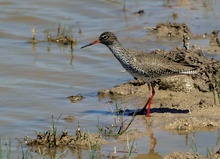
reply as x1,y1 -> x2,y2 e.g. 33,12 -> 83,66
121,62 -> 151,81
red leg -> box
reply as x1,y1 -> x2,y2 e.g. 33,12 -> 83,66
140,82 -> 155,117
146,95 -> 155,117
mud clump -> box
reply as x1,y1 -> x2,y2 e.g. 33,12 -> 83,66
26,129 -> 101,148
68,94 -> 84,103
155,47 -> 219,93
154,22 -> 193,38
27,23 -> 77,49
210,30 -> 220,47
25,125 -> 103,155
146,22 -> 208,39
147,22 -> 220,52
205,30 -> 220,53
63,115 -> 75,122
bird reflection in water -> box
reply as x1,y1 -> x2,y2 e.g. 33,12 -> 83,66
134,120 -> 161,159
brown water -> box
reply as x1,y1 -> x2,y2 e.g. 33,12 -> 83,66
0,0 -> 220,158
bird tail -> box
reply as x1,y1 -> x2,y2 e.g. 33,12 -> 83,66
181,65 -> 198,74
181,69 -> 197,74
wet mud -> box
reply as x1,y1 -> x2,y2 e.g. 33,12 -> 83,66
68,94 -> 84,103
164,151 -> 220,159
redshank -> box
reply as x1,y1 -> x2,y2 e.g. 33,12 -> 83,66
81,32 -> 197,117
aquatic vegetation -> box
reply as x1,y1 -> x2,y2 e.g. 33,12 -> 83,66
96,100 -> 137,138
28,22 -> 77,50
23,115 -> 102,158
0,137 -> 12,159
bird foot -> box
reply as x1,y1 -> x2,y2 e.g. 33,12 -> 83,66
135,109 -> 151,117
146,114 -> 151,117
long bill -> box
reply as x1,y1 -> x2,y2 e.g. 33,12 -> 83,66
81,40 -> 100,49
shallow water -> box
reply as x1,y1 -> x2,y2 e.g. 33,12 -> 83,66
0,0 -> 220,158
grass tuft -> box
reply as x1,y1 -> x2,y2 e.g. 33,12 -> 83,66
96,100 -> 136,139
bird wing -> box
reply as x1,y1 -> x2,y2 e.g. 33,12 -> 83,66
132,53 -> 196,79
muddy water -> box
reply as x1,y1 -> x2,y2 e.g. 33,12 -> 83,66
0,0 -> 220,158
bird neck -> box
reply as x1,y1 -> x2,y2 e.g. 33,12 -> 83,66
107,41 -> 133,62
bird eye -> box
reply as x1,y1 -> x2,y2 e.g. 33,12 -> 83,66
101,35 -> 108,40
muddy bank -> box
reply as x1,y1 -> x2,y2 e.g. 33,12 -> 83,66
98,22 -> 220,134
96,22 -> 220,158
98,5 -> 220,159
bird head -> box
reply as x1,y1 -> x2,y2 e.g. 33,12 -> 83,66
81,32 -> 117,49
